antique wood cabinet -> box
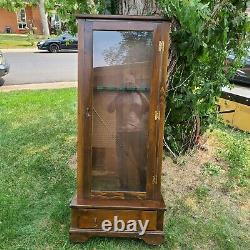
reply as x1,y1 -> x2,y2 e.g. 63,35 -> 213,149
70,15 -> 171,245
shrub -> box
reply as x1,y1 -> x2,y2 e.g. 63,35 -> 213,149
159,0 -> 249,154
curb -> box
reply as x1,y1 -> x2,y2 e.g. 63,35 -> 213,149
1,48 -> 39,53
0,81 -> 77,92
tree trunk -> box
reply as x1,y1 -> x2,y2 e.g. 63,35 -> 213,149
39,0 -> 50,36
116,0 -> 161,15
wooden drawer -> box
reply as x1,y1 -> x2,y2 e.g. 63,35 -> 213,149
76,209 -> 157,230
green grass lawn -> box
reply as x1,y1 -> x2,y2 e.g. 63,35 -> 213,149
0,34 -> 44,49
0,89 -> 249,250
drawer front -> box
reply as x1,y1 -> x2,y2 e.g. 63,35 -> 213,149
77,209 -> 157,231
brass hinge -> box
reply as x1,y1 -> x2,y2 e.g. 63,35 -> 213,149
155,111 -> 160,120
158,40 -> 165,53
152,175 -> 158,185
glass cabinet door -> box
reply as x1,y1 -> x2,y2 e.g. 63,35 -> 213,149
91,30 -> 154,192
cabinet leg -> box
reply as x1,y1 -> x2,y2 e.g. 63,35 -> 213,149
142,234 -> 164,246
70,232 -> 91,243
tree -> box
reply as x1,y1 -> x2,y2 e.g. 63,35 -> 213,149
116,0 -> 160,15
157,0 -> 248,154
2,0 -> 248,154
52,0 -> 248,154
39,0 -> 50,35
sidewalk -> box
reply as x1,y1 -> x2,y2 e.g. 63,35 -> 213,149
0,81 -> 77,92
1,48 -> 39,53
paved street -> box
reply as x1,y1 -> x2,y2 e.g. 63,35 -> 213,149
3,51 -> 77,85
2,51 -> 250,97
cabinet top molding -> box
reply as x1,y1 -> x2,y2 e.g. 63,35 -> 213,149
76,14 -> 171,22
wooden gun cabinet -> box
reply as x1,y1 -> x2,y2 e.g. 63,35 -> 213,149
70,15 -> 171,246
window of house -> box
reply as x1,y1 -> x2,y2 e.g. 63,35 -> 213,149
17,9 -> 27,29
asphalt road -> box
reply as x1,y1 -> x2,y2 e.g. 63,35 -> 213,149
3,51 -> 77,85
2,51 -> 250,98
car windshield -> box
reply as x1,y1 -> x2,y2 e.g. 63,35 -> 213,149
59,33 -> 75,40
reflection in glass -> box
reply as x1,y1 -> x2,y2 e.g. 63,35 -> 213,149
93,31 -> 153,67
91,31 -> 153,193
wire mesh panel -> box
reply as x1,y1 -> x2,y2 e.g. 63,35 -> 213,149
91,31 -> 153,192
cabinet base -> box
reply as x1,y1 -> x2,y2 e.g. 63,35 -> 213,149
69,228 -> 164,245
69,195 -> 165,246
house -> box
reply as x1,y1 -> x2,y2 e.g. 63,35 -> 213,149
0,6 -> 43,34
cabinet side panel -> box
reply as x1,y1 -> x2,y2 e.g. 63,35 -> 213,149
155,22 -> 171,200
146,24 -> 163,199
77,19 -> 85,200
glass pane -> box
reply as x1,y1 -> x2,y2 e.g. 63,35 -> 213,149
91,31 -> 153,192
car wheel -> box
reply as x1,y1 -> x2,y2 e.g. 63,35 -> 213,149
49,43 -> 60,53
0,77 -> 5,87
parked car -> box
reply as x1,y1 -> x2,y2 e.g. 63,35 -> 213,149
37,33 -> 78,53
227,49 -> 250,86
0,51 -> 9,86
